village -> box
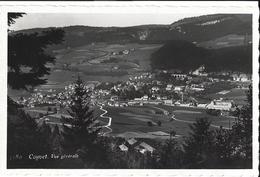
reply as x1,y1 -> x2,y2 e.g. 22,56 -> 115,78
17,64 -> 251,113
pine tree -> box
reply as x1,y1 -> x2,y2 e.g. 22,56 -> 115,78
7,109 -> 54,168
214,127 -> 235,168
7,13 -> 65,168
51,125 -> 63,154
229,84 -> 252,166
183,117 -> 216,168
8,13 -> 64,90
213,85 -> 252,168
8,13 -> 25,26
158,139 -> 184,168
61,76 -> 103,166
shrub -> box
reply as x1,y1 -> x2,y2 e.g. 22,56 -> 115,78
170,130 -> 176,137
53,107 -> 58,113
47,107 -> 52,112
157,120 -> 162,126
147,121 -> 153,127
206,109 -> 221,116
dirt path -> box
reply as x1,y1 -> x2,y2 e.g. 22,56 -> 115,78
42,106 -> 113,134
98,105 -> 113,135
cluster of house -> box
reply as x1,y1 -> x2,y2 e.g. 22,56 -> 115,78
171,73 -> 190,80
189,65 -> 251,83
18,65 -> 249,114
106,91 -> 234,112
107,96 -> 129,107
17,92 -> 54,108
110,73 -> 206,98
101,67 -> 251,108
17,83 -> 95,108
129,72 -> 153,81
154,83 -> 206,95
231,73 -> 251,82
118,138 -> 155,154
97,69 -> 239,111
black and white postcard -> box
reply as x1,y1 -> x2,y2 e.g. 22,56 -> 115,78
0,1 -> 259,177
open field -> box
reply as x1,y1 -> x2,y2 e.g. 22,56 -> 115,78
37,43 -> 162,91
206,88 -> 248,105
16,43 -> 162,93
104,104 -> 235,138
194,81 -> 249,105
22,101 -> 236,139
155,104 -> 235,128
197,34 -> 251,49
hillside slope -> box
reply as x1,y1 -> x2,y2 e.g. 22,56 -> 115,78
150,40 -> 252,73
13,14 -> 252,73
170,14 -> 252,42
15,14 -> 252,49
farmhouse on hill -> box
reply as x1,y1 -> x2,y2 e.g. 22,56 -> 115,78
135,142 -> 155,154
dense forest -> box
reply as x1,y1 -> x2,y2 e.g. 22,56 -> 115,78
150,40 -> 252,73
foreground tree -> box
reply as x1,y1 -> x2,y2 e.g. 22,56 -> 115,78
8,13 -> 64,90
8,13 -> 25,26
232,85 -> 252,161
215,85 -> 252,168
183,117 -> 216,168
61,76 -> 110,168
7,13 -> 64,168
214,127 -> 235,168
7,109 -> 54,168
157,139 -> 184,168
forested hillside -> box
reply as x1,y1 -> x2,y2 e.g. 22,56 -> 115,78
150,40 -> 252,73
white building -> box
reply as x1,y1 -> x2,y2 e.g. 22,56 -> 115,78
206,99 -> 233,111
110,95 -> 119,101
171,73 -> 187,79
134,98 -> 142,101
135,142 -> 155,154
232,73 -> 251,82
197,103 -> 207,108
190,84 -> 205,91
142,95 -> 149,101
166,84 -> 173,91
151,86 -> 160,92
127,138 -> 137,146
123,50 -> 129,55
164,99 -> 173,105
119,144 -> 128,152
174,86 -> 184,92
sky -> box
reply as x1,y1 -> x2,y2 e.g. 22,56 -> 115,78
10,13 -> 208,31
